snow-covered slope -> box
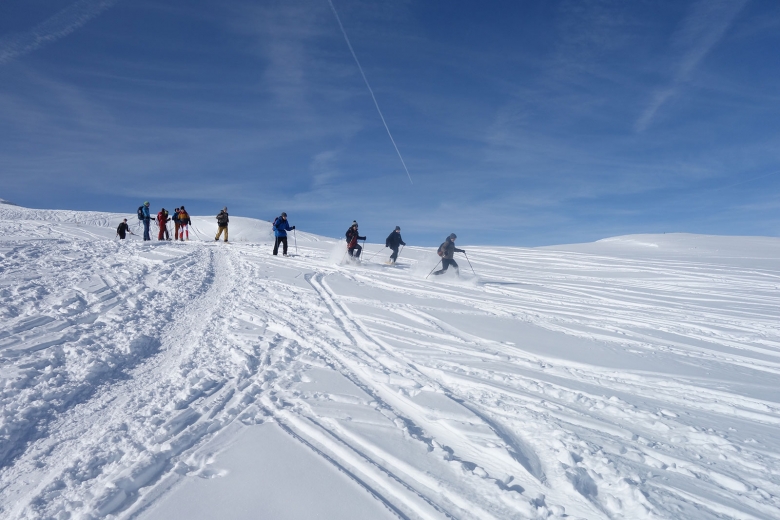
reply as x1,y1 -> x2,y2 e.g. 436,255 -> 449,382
1,206 -> 779,519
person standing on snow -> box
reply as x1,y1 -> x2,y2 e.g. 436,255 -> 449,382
116,219 -> 131,240
157,208 -> 170,241
345,221 -> 366,259
272,212 -> 295,256
433,233 -> 465,276
178,206 -> 191,241
141,201 -> 152,241
215,207 -> 229,242
385,226 -> 406,264
172,207 -> 181,240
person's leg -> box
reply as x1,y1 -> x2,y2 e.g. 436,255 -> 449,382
158,223 -> 164,240
390,247 -> 399,262
355,244 -> 362,258
273,236 -> 280,254
215,227 -> 223,240
281,237 -> 288,254
144,220 -> 150,241
450,259 -> 460,275
224,227 -> 228,242
174,222 -> 180,240
433,258 -> 453,275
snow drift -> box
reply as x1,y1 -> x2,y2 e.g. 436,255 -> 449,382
1,204 -> 779,519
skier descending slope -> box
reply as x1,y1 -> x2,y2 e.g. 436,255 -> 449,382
215,207 -> 229,243
272,212 -> 295,256
346,221 -> 366,260
385,226 -> 406,264
433,233 -> 465,276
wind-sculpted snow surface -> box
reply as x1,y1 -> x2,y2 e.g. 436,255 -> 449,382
1,207 -> 779,519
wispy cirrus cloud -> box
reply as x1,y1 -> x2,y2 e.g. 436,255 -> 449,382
636,0 -> 749,131
0,0 -> 118,65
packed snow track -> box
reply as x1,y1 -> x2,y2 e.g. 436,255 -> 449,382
1,205 -> 779,519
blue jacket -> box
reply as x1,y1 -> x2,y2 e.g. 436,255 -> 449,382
273,216 -> 291,237
142,205 -> 151,220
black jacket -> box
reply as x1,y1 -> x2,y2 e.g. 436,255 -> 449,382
117,222 -> 130,234
217,210 -> 229,226
385,231 -> 406,249
438,240 -> 464,260
346,227 -> 365,248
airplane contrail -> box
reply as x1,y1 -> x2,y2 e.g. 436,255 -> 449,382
327,0 -> 413,184
0,0 -> 118,65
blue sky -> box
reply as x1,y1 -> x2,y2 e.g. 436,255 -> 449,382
1,0 -> 779,246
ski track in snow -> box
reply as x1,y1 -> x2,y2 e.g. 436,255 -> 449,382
1,205 -> 779,519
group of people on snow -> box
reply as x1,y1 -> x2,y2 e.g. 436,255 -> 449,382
125,202 -> 191,242
120,204 -> 466,275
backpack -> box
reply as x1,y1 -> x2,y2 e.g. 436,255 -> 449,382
163,210 -> 169,221
179,210 -> 189,222
137,206 -> 144,220
217,212 -> 228,226
272,217 -> 280,230
437,242 -> 446,257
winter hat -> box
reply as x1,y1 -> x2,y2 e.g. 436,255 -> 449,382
352,220 -> 358,227
448,233 -> 457,240
180,205 -> 185,210
395,226 -> 400,231
223,207 -> 228,211
144,201 -> 150,206
281,212 -> 287,217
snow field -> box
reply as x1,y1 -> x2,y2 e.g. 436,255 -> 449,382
1,204 -> 779,519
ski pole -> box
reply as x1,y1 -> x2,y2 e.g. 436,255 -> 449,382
294,229 -> 298,255
463,251 -> 476,275
425,260 -> 442,279
367,247 -> 386,261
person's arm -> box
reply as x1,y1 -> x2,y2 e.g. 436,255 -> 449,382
455,247 -> 465,253
358,235 -> 366,241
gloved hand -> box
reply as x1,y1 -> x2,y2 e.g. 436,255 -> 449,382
291,226 -> 295,230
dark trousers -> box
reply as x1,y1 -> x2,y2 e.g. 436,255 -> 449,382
433,258 -> 459,275
273,236 -> 288,255
143,219 -> 151,241
118,232 -> 126,240
389,247 -> 399,262
349,244 -> 362,258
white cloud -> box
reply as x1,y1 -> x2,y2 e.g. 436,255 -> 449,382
0,0 -> 117,65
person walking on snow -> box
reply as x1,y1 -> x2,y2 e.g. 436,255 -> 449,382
141,202 -> 152,241
272,212 -> 295,255
433,233 -> 465,276
178,206 -> 191,241
172,207 -> 181,240
157,208 -> 170,241
215,207 -> 229,242
385,226 -> 406,264
116,219 -> 131,240
345,221 -> 366,259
